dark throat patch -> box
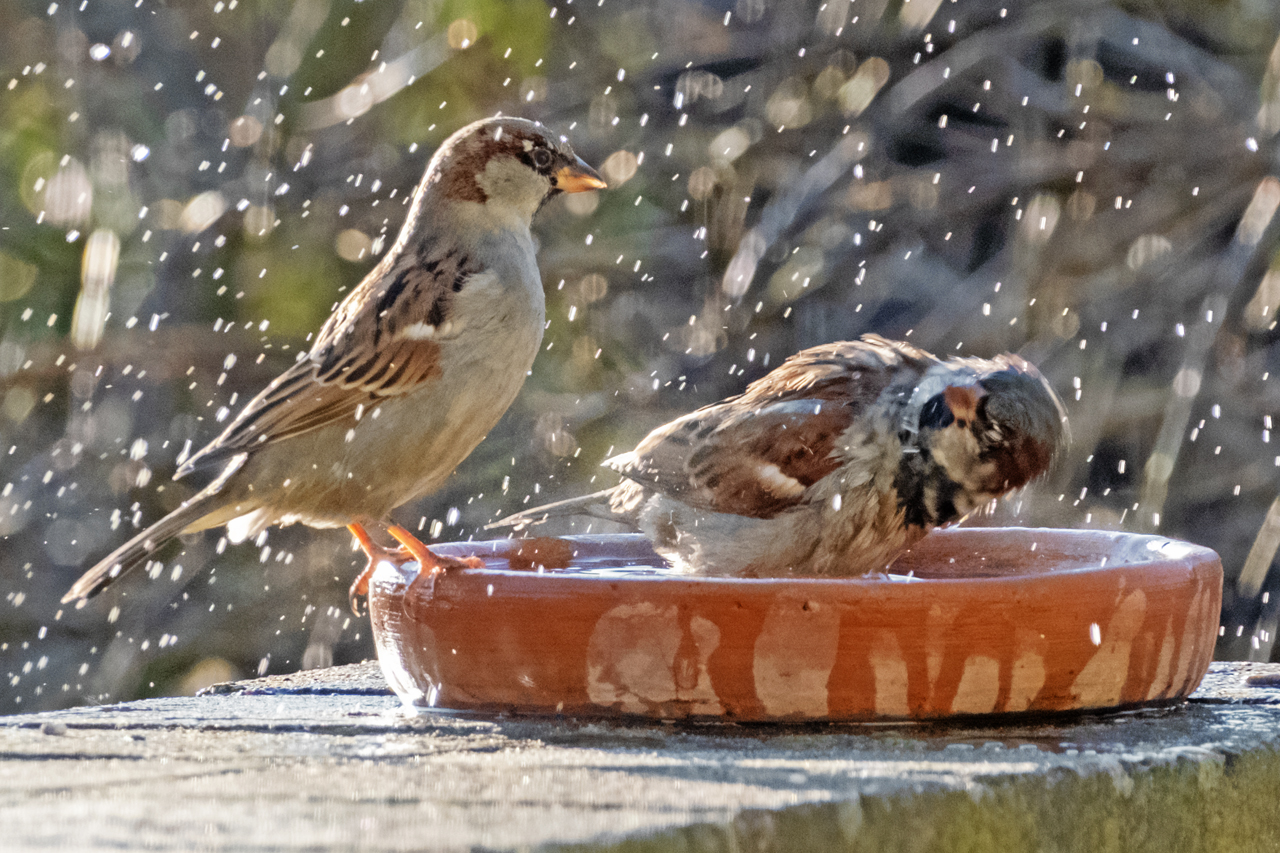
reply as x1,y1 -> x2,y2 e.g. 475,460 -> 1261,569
893,439 -> 963,529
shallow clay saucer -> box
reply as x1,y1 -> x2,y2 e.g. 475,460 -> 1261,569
368,528 -> 1221,722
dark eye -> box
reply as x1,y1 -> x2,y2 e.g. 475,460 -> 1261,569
918,394 -> 954,430
531,148 -> 553,169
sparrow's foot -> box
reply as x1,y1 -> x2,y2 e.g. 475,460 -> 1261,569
387,523 -> 484,610
347,522 -> 414,616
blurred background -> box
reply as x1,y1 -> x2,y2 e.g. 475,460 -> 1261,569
4,0 -> 1280,711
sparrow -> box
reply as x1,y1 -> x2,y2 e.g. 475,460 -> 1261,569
493,335 -> 1067,577
63,116 -> 606,609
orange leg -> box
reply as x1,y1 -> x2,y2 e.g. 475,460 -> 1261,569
347,522 -> 413,615
387,523 -> 484,608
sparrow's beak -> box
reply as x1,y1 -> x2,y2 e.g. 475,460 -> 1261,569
556,156 -> 607,193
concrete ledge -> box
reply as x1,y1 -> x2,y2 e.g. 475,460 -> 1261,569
0,662 -> 1278,851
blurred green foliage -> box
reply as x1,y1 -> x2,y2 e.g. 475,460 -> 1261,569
4,0 -> 1280,711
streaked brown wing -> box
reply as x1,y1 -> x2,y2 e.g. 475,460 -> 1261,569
177,250 -> 477,476
609,337 -> 936,518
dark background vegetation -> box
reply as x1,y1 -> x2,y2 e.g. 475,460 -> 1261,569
4,0 -> 1280,711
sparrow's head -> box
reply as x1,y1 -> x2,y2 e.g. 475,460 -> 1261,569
426,116 -> 605,222
913,354 -> 1068,516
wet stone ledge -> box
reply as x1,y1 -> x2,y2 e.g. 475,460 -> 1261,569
0,661 -> 1277,851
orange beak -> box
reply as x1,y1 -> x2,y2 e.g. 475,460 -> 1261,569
555,156 -> 607,193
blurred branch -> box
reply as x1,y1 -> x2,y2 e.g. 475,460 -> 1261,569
720,132 -> 868,299
0,327 -> 291,389
1240,496 -> 1280,599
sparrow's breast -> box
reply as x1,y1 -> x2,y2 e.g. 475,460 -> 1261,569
359,260 -> 546,506
225,247 -> 546,526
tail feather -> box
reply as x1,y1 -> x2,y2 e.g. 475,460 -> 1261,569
62,497 -> 215,603
62,453 -> 248,604
486,489 -> 625,532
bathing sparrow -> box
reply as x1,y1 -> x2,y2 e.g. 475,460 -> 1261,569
494,335 -> 1067,577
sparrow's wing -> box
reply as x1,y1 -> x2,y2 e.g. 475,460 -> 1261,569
610,337 -> 935,519
177,250 -> 484,476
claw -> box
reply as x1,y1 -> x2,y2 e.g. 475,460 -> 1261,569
346,523 -> 483,617
348,572 -> 369,616
385,523 -> 437,569
387,524 -> 484,615
347,522 -> 412,616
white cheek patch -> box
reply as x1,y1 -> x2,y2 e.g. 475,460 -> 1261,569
475,158 -> 550,214
522,139 -> 534,151
931,429 -> 990,490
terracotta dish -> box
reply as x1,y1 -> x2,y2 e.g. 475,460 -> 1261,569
369,528 -> 1222,722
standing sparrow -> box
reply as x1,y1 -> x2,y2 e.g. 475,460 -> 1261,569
64,116 -> 605,609
494,335 -> 1067,577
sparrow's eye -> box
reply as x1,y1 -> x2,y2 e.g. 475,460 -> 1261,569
531,148 -> 553,170
918,394 -> 953,430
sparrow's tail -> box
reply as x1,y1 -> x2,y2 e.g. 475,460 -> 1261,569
485,489 -> 628,533
62,497 -> 214,603
62,454 -> 248,604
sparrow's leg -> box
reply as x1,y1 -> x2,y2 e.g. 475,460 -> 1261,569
347,522 -> 411,615
387,523 -> 484,606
